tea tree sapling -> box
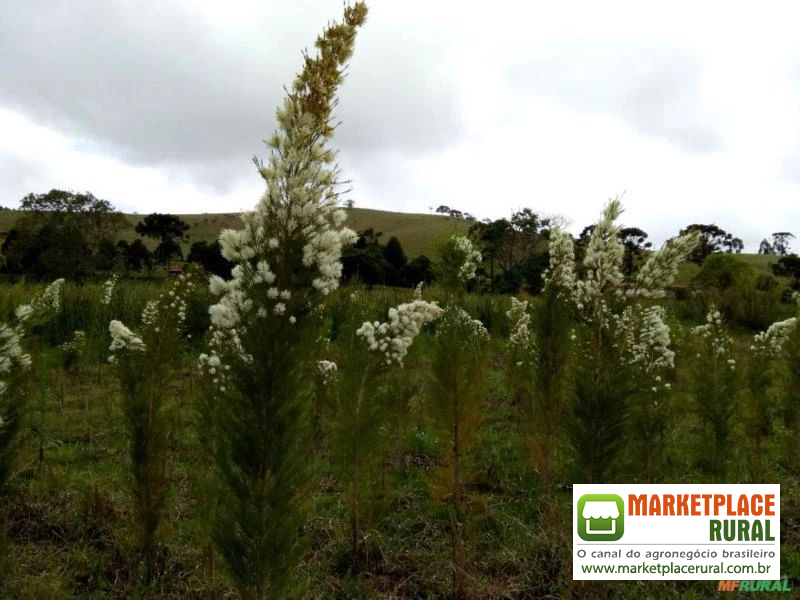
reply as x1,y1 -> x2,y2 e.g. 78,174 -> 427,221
691,308 -> 738,480
196,4 -> 367,597
108,274 -> 194,583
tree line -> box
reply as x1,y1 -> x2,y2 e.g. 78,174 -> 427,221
3,190 -> 799,298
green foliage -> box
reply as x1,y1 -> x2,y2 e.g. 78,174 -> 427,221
187,240 -> 233,278
695,254 -> 784,329
135,213 -> 190,267
527,288 -> 574,481
2,190 -> 125,282
679,223 -> 743,263
108,275 -> 195,582
571,321 -> 635,483
427,306 -> 489,599
691,310 -> 738,480
325,295 -> 388,568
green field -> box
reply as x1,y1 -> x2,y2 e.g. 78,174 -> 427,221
0,276 -> 796,598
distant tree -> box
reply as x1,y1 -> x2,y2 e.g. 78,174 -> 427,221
435,205 -> 451,215
679,224 -> 743,263
383,236 -> 407,270
353,227 -> 382,249
470,218 -> 511,283
342,229 -> 390,287
153,238 -> 183,268
759,239 -> 775,255
770,232 -> 794,256
2,189 -> 125,281
399,255 -> 435,286
772,254 -> 800,288
135,213 -> 190,268
469,208 -> 552,293
619,227 -> 652,277
187,240 -> 234,278
20,189 -> 126,249
121,238 -> 154,278
95,238 -> 119,271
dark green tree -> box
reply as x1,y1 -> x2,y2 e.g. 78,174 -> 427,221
3,189 -> 125,281
679,224 -> 743,263
383,236 -> 407,270
135,213 -> 190,268
619,227 -> 651,277
187,240 -> 233,278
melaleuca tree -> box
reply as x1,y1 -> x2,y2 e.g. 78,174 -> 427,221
506,229 -> 576,483
691,308 -> 738,481
196,4 -> 368,597
326,288 -> 441,567
0,279 -> 65,494
429,235 -> 489,600
772,300 -> 800,473
545,199 -> 697,483
745,317 -> 795,479
108,274 -> 195,583
0,279 -> 64,582
620,306 -> 675,482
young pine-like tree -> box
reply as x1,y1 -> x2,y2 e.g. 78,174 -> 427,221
196,5 -> 368,597
0,280 -> 63,580
108,274 -> 194,582
691,308 -> 738,481
0,279 -> 64,492
506,228 -> 576,483
328,290 -> 441,567
745,318 -> 794,479
546,199 -> 696,483
773,305 -> 800,473
429,235 -> 489,600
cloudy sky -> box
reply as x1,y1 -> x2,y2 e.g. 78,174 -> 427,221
1,1 -> 799,250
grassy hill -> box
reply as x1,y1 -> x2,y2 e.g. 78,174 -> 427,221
0,207 -> 469,260
0,207 -> 786,278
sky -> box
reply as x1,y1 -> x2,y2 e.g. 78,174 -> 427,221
1,0 -> 799,250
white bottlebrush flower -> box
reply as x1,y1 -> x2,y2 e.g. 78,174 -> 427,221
691,307 -> 733,358
451,235 -> 482,282
436,306 -> 490,343
627,231 -> 700,299
413,281 -> 425,299
357,300 -> 444,367
101,274 -> 118,306
108,320 -> 146,354
623,306 -> 675,374
60,330 -> 87,356
0,321 -> 32,393
506,297 -> 532,350
543,228 -> 577,298
16,278 -> 65,323
753,317 -> 797,357
576,199 -> 624,321
317,359 -> 338,384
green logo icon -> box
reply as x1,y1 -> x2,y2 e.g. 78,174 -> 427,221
577,494 -> 625,541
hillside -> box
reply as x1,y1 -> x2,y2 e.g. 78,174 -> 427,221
0,207 -> 469,260
0,207 -> 786,277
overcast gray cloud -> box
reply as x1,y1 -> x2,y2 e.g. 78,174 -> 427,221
0,0 -> 464,190
1,0 -> 800,250
509,42 -> 722,152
